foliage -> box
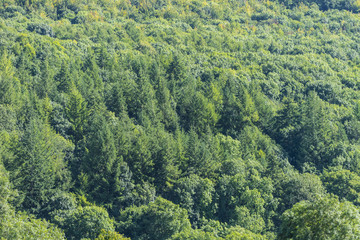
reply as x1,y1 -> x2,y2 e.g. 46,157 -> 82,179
57,205 -> 115,240
2,0 -> 360,238
279,196 -> 360,239
0,161 -> 65,239
95,229 -> 130,240
117,197 -> 191,240
6,117 -> 72,217
322,169 -> 360,205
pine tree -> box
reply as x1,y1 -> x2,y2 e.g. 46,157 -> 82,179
0,51 -> 20,106
66,87 -> 89,143
56,62 -> 72,93
105,82 -> 127,116
8,117 -> 72,216
220,75 -> 258,136
80,111 -> 123,205
297,92 -> 346,170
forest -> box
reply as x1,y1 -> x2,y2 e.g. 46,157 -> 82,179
1,0 -> 360,239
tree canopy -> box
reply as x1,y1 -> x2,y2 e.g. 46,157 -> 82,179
2,0 -> 360,239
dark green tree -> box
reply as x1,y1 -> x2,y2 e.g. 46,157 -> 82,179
322,169 -> 360,205
275,171 -> 326,213
79,111 -> 124,206
297,92 -> 346,170
66,87 -> 89,143
219,75 -> 259,136
0,51 -> 20,106
95,229 -> 130,240
55,62 -> 73,93
7,117 -> 72,216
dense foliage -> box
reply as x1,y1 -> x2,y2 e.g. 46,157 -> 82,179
2,0 -> 360,238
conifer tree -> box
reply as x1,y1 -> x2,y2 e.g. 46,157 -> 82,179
66,87 -> 89,143
80,111 -> 124,205
56,62 -> 72,93
8,117 -> 72,216
220,75 -> 258,136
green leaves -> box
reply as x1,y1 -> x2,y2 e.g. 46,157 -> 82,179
0,161 -> 13,218
118,197 -> 191,240
4,0 -> 360,239
219,75 -> 259,136
95,229 -> 130,240
0,161 -> 65,240
8,117 -> 72,216
79,111 -> 122,205
66,87 -> 89,143
322,169 -> 360,205
1,212 -> 66,240
60,205 -> 115,240
170,174 -> 215,224
280,196 -> 360,240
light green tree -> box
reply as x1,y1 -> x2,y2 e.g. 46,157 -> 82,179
118,197 -> 191,240
279,196 -> 360,240
95,229 -> 130,240
58,205 -> 115,240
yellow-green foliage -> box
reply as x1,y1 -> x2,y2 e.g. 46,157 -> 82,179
2,0 -> 360,239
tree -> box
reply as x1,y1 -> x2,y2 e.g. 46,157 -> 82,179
55,62 -> 73,93
322,169 -> 360,205
0,161 -> 65,240
272,97 -> 302,159
154,73 -> 178,131
117,197 -> 191,240
224,226 -> 267,240
219,74 -> 259,136
59,205 -> 115,240
171,221 -> 267,240
178,91 -> 219,133
105,82 -> 127,116
146,127 -> 180,193
66,87 -> 89,143
182,128 -> 220,178
0,51 -> 20,106
276,171 -> 326,213
1,212 -> 66,240
0,160 -> 14,221
170,174 -> 215,225
7,117 -> 72,216
167,54 -> 188,91
135,71 -> 160,126
296,92 -> 346,170
82,48 -> 103,93
95,229 -> 130,240
79,111 -> 123,205
170,229 -> 220,240
215,170 -> 276,234
279,196 -> 360,240
35,59 -> 56,99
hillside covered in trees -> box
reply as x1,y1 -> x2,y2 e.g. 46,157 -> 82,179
2,0 -> 360,239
